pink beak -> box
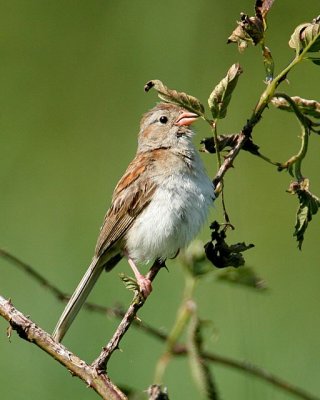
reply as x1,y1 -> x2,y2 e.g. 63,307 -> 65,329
174,111 -> 199,127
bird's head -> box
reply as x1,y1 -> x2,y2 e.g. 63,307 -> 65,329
138,103 -> 199,152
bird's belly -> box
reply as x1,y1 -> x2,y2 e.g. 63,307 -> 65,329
125,172 -> 213,264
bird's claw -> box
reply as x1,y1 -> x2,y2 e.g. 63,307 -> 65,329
137,275 -> 152,298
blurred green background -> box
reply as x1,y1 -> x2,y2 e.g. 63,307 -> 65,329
1,1 -> 320,399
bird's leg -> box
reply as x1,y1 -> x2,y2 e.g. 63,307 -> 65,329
127,258 -> 152,298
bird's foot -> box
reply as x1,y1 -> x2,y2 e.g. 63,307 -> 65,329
136,273 -> 152,298
127,257 -> 152,298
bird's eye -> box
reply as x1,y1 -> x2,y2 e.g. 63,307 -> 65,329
159,115 -> 168,124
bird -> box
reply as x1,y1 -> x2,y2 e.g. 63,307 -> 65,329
52,102 -> 214,342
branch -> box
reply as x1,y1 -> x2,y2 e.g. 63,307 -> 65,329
0,296 -> 126,400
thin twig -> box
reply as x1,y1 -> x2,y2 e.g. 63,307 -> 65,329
200,351 -> 319,400
92,293 -> 145,373
92,260 -> 165,373
169,346 -> 319,400
213,132 -> 247,189
0,248 -> 67,301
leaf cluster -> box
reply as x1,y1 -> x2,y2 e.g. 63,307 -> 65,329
227,0 -> 275,52
145,2 -> 320,251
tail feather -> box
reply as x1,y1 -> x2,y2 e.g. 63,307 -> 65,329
52,257 -> 104,342
53,253 -> 123,342
52,257 -> 103,342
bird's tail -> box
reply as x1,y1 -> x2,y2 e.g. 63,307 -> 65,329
52,254 -> 121,342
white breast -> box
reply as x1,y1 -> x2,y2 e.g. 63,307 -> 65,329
125,156 -> 214,264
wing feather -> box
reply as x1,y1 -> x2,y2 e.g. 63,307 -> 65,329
95,152 -> 157,258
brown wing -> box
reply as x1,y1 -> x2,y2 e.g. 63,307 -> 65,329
95,152 -> 157,258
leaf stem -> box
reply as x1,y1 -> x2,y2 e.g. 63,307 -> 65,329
294,125 -> 309,181
249,30 -> 320,131
212,120 -> 222,169
274,92 -> 310,180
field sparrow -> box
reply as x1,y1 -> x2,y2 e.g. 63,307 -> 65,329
53,102 -> 214,342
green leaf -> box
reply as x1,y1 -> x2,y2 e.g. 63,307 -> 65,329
293,186 -> 320,249
289,16 -> 320,56
144,80 -> 205,116
119,273 -> 139,292
208,63 -> 243,119
217,266 -> 267,290
309,57 -> 320,66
